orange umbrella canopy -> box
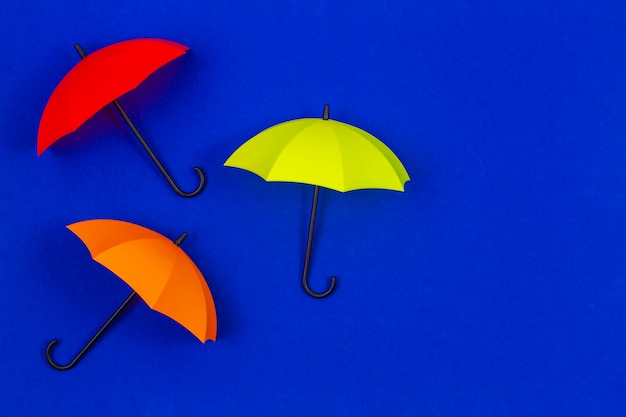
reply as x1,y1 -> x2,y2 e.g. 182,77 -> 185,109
68,219 -> 217,343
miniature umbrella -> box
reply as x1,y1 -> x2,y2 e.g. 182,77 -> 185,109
37,38 -> 205,197
45,219 -> 217,370
224,104 -> 409,298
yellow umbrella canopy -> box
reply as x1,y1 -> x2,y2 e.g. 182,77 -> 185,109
224,106 -> 409,192
225,105 -> 409,298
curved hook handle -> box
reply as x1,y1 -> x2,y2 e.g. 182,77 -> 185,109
303,273 -> 336,298
111,99 -> 207,198
45,339 -> 82,371
302,185 -> 337,298
44,291 -> 137,371
167,166 -> 206,198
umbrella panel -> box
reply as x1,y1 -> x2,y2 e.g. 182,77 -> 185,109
225,118 -> 410,192
68,219 -> 216,343
37,38 -> 189,155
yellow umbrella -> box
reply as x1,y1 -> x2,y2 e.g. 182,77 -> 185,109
225,104 -> 409,297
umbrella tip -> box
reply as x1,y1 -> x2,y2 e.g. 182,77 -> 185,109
174,232 -> 188,246
74,43 -> 87,59
322,104 -> 330,120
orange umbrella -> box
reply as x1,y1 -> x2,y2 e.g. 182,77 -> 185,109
45,219 -> 217,371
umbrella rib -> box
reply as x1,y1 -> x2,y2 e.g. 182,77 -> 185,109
139,245 -> 180,308
149,252 -> 211,341
337,123 -> 407,191
331,126 -> 347,191
90,238 -> 179,305
264,120 -> 318,182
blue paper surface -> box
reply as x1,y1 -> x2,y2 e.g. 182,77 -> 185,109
1,0 -> 626,415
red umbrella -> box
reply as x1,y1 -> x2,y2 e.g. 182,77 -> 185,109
37,38 -> 205,197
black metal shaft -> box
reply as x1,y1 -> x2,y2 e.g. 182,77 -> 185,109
45,291 -> 138,370
110,100 -> 205,197
301,185 -> 336,298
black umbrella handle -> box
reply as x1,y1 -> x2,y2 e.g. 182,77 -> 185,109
302,185 -> 337,298
45,232 -> 189,371
45,291 -> 138,370
301,106 -> 336,298
111,100 -> 206,198
74,43 -> 206,198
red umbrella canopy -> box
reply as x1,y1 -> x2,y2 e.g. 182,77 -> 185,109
37,38 -> 189,155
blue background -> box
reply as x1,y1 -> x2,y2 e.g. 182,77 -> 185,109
2,1 -> 626,415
